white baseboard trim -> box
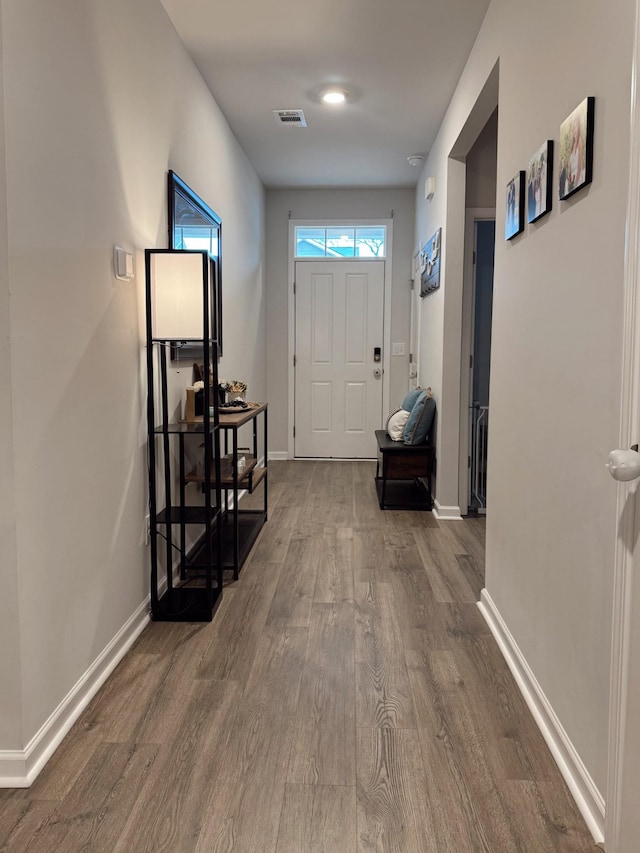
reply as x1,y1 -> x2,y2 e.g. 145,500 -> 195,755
432,499 -> 463,520
0,597 -> 150,788
268,451 -> 289,461
478,589 -> 605,845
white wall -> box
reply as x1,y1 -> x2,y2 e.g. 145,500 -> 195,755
414,0 -> 634,798
265,188 -> 415,454
466,110 -> 497,209
1,0 -> 265,754
0,2 -> 22,752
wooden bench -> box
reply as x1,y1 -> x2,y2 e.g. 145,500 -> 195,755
374,429 -> 434,510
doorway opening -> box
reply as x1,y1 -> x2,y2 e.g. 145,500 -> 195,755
458,109 -> 498,518
468,218 -> 495,513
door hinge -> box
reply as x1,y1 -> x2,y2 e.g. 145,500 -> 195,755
468,456 -> 472,469
293,425 -> 296,438
409,353 -> 413,364
293,281 -> 296,294
473,250 -> 476,265
409,278 -> 415,290
293,354 -> 297,367
470,355 -> 473,369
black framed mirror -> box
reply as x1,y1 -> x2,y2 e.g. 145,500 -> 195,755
168,170 -> 222,357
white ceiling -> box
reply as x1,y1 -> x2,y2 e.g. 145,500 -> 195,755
160,0 -> 491,188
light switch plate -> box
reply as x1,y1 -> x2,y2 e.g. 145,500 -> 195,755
114,245 -> 135,280
392,342 -> 406,356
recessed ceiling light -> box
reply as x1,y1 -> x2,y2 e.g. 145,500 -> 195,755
321,88 -> 347,105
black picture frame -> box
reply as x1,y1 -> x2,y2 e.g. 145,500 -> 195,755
558,97 -> 595,200
168,170 -> 223,358
527,140 -> 554,224
420,227 -> 441,297
505,171 -> 525,240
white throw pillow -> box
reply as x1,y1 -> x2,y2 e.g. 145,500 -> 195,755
387,408 -> 410,441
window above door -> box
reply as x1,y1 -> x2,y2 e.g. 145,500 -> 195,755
294,225 -> 386,259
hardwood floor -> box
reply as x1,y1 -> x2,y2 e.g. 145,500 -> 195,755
0,461 -> 599,852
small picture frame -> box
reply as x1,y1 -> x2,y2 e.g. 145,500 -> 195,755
558,96 -> 595,200
420,228 -> 442,296
505,171 -> 525,240
527,140 -> 554,223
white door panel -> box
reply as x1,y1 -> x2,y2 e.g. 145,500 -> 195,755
295,261 -> 384,458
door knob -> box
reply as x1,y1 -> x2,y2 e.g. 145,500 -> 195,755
606,448 -> 640,481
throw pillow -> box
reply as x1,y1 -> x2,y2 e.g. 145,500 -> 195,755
387,408 -> 411,441
385,406 -> 402,431
404,393 -> 436,445
401,388 -> 423,413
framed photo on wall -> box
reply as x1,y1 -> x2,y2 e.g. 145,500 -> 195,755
420,227 -> 442,296
505,171 -> 525,240
558,97 -> 595,200
527,140 -> 554,223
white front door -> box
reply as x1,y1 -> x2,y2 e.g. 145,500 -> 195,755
294,260 -> 384,458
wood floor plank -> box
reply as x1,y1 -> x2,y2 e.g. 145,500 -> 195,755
405,647 -> 493,853
355,582 -> 416,729
314,526 -> 354,605
411,649 -> 534,852
451,633 -> 560,783
196,561 -> 282,685
300,462 -> 355,528
276,784 -> 356,853
26,742 -> 159,853
22,714 -> 103,803
276,785 -> 356,853
287,603 -> 356,785
384,544 -> 449,654
529,780 -> 602,852
114,679 -> 241,853
249,504 -> 302,563
352,462 -> 383,530
0,800 -> 69,853
456,553 -> 484,601
307,784 -> 356,852
192,625 -> 309,853
352,527 -> 392,584
266,536 -> 321,627
380,508 -> 436,532
81,651 -> 173,744
439,515 -> 487,572
413,527 -> 478,604
135,620 -> 219,743
275,783 -> 314,853
356,727 -> 438,853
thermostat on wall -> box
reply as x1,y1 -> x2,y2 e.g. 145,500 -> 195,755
114,246 -> 135,281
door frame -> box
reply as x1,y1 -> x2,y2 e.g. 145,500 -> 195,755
606,0 -> 640,848
287,218 -> 393,460
459,208 -> 495,516
409,246 -> 422,389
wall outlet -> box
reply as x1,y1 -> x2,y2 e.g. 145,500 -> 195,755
392,342 -> 406,356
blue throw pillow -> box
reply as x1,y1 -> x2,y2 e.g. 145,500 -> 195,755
404,393 -> 436,445
401,389 -> 423,412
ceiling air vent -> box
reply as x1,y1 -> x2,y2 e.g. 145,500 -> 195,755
273,109 -> 308,128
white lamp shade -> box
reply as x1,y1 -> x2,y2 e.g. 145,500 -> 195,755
151,252 -> 205,339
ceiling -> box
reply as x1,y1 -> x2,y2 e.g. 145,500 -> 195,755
160,0 -> 491,188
